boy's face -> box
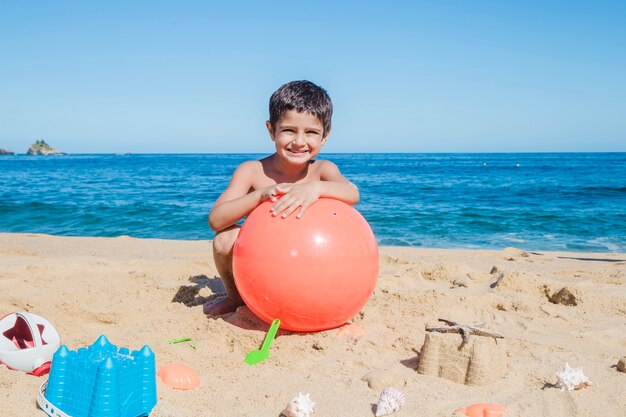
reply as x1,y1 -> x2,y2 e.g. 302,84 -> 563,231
266,109 -> 328,166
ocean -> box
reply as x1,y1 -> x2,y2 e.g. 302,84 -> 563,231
1,153 -> 625,252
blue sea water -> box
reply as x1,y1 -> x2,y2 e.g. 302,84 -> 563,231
1,153 -> 625,252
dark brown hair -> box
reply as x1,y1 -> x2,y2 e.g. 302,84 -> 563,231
269,80 -> 333,136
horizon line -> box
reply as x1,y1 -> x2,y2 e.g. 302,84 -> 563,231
2,151 -> 626,155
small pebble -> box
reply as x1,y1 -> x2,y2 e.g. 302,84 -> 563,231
549,287 -> 578,306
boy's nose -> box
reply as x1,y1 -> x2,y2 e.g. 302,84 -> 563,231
292,134 -> 306,146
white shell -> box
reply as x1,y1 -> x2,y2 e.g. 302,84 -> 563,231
375,387 -> 405,416
282,393 -> 315,417
555,362 -> 592,391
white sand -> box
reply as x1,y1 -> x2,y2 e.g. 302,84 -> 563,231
1,233 -> 625,416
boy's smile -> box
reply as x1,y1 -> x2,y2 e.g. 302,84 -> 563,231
267,109 -> 328,167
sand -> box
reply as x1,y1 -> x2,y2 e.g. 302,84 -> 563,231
0,233 -> 625,416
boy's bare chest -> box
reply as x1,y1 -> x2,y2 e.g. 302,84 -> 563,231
251,168 -> 321,190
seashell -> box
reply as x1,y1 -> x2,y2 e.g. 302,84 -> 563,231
282,392 -> 315,417
157,363 -> 200,390
375,386 -> 405,416
555,362 -> 592,391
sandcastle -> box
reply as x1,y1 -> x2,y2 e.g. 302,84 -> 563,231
39,335 -> 156,417
417,320 -> 507,386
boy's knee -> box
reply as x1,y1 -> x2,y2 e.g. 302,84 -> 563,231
212,226 -> 240,256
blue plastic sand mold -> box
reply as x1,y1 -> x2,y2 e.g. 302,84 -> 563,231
37,335 -> 156,417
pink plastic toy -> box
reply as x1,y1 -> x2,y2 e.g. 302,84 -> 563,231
457,403 -> 508,417
158,363 -> 200,390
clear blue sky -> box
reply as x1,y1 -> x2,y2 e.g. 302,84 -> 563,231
1,1 -> 625,153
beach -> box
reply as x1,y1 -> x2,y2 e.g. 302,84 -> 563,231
1,232 -> 625,416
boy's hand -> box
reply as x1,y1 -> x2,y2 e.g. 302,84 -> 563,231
260,185 -> 282,203
270,182 -> 321,219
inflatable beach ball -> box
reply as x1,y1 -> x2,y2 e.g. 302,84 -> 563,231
233,198 -> 379,332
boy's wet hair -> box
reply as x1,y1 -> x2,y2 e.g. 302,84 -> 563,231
269,80 -> 333,135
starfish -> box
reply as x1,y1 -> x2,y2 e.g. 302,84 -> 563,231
425,318 -> 504,348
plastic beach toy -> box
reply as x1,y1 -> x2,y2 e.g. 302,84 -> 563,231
457,403 -> 509,417
168,337 -> 197,349
233,199 -> 378,332
0,311 -> 60,376
37,335 -> 156,417
158,363 -> 200,390
245,318 -> 280,365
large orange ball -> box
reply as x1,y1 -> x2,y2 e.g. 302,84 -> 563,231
233,198 -> 379,332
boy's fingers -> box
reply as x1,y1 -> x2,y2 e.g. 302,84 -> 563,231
296,201 -> 312,219
271,201 -> 282,215
279,200 -> 302,218
271,201 -> 289,216
281,205 -> 298,218
274,194 -> 295,210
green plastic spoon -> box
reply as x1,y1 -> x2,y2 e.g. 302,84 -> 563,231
244,319 -> 280,365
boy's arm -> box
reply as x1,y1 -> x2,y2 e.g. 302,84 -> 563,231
317,160 -> 360,204
270,161 -> 359,218
209,162 -> 274,231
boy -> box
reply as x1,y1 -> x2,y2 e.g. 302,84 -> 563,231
203,80 -> 360,316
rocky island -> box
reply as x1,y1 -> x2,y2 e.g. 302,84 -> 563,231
0,148 -> 14,155
27,139 -> 65,155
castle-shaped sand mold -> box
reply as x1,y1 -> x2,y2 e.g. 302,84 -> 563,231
42,335 -> 156,417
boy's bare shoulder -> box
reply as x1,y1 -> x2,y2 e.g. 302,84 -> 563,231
234,160 -> 263,175
228,160 -> 265,189
238,159 -> 262,169
313,159 -> 341,174
314,159 -> 338,169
